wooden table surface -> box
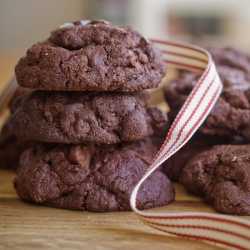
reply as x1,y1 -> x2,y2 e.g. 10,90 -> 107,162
0,54 -> 250,250
1,169 -> 239,250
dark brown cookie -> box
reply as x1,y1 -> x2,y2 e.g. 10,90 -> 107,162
7,90 -> 168,144
161,133 -> 240,181
209,47 -> 250,72
0,124 -> 35,170
15,20 -> 166,91
179,144 -> 250,215
14,138 -> 175,212
164,60 -> 250,140
165,63 -> 250,119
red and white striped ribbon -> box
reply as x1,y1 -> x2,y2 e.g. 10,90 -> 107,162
130,39 -> 250,250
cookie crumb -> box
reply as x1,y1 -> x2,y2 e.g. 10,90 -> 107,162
232,156 -> 237,161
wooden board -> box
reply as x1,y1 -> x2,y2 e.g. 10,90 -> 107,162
1,169 -> 250,250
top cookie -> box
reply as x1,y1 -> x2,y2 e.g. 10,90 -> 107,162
15,20 -> 166,91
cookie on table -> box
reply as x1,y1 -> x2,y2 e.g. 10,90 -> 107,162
14,138 -> 175,212
15,19 -> 166,91
7,90 -> 168,144
161,133 -> 242,181
0,124 -> 35,170
164,58 -> 250,140
179,144 -> 250,215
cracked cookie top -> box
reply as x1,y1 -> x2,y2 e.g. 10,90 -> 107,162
7,90 -> 168,144
14,139 -> 175,212
15,20 -> 166,91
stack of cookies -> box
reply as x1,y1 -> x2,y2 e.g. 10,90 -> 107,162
162,47 -> 250,215
7,20 -> 175,212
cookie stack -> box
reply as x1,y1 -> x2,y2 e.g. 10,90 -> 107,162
163,47 -> 250,215
8,20 -> 175,212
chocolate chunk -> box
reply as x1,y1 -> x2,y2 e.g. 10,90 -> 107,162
68,145 -> 91,166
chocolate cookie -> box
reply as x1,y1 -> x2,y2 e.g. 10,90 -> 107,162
15,20 -> 166,91
165,62 -> 250,118
0,124 -> 35,170
7,90 -> 168,144
164,61 -> 250,140
180,144 -> 250,215
209,47 -> 250,72
14,138 -> 175,212
161,133 -> 239,181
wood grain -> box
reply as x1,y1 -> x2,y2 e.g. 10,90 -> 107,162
1,169 -> 249,250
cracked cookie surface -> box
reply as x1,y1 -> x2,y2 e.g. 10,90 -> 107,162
7,90 -> 168,144
180,144 -> 250,215
14,138 -> 175,212
15,20 -> 166,91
